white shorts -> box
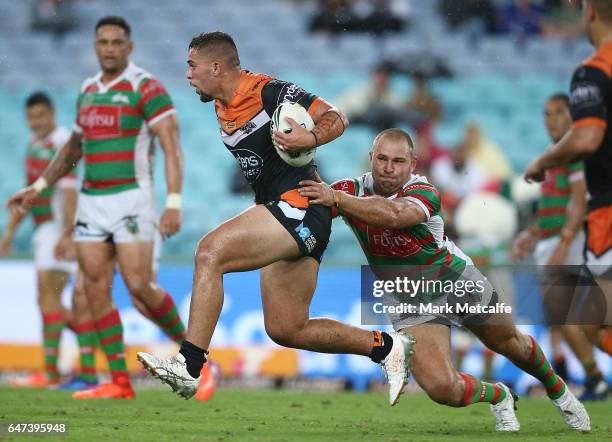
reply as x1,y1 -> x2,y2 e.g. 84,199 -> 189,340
32,221 -> 78,273
533,231 -> 585,266
74,187 -> 157,244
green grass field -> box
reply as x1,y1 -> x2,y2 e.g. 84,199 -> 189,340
0,387 -> 610,441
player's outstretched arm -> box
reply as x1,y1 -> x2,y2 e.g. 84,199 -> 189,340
6,132 -> 82,214
298,179 -> 426,229
151,114 -> 183,238
524,125 -> 604,182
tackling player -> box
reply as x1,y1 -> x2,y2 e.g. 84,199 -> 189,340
300,128 -> 590,432
513,93 -> 608,401
137,31 -> 416,406
8,16 -> 187,399
525,0 -> 612,354
0,92 -> 82,388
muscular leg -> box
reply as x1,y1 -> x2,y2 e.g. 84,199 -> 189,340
399,324 -> 507,407
37,270 -> 71,383
468,314 -> 567,400
77,242 -> 130,387
115,242 -> 185,343
186,205 -> 302,350
71,272 -> 98,384
261,257 -> 372,355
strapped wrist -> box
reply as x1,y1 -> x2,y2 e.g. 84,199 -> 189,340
166,193 -> 182,210
32,177 -> 48,193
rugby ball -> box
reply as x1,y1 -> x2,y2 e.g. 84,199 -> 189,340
270,102 -> 316,167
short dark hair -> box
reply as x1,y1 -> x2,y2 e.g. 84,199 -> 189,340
189,31 -> 240,67
25,91 -> 53,109
95,16 -> 131,37
548,93 -> 570,108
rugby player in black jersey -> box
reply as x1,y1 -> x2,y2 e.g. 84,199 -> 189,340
525,0 -> 612,356
137,31 -> 416,406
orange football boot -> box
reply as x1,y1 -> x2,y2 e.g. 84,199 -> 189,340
72,382 -> 135,399
10,372 -> 58,388
194,363 -> 216,402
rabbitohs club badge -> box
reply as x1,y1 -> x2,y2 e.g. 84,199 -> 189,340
124,216 -> 139,234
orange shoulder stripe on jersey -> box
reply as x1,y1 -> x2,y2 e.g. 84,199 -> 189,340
216,71 -> 272,135
582,43 -> 612,77
572,117 -> 608,130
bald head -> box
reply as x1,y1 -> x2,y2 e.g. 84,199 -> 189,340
369,128 -> 417,197
189,31 -> 240,69
372,128 -> 415,156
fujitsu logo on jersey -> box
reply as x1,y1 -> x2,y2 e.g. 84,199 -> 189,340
368,227 -> 421,257
79,105 -> 121,139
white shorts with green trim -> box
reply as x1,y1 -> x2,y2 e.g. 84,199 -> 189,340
74,187 -> 157,244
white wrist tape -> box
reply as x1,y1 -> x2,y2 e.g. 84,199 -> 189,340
32,177 -> 48,192
166,193 -> 182,210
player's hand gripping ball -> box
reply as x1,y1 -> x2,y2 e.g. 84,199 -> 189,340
271,102 -> 316,167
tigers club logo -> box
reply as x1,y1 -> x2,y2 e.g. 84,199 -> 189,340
79,105 -> 121,139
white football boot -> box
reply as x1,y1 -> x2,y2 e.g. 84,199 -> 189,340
552,388 -> 591,432
137,352 -> 200,399
380,331 -> 416,406
490,383 -> 520,432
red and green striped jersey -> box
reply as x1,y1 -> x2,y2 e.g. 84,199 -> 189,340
74,62 -> 175,195
25,127 -> 76,226
538,162 -> 583,239
332,173 -> 467,274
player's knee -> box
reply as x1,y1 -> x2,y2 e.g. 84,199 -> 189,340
265,322 -> 300,348
124,275 -> 147,297
194,236 -> 224,272
423,374 -> 463,407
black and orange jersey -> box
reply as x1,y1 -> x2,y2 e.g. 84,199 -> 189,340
214,70 -> 325,204
569,41 -> 612,210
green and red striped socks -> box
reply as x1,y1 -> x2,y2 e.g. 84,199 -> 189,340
150,293 -> 186,344
94,308 -> 130,386
42,311 -> 66,383
460,373 -> 507,405
526,335 -> 566,400
74,320 -> 98,384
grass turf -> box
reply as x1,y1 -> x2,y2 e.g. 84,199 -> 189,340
0,387 -> 610,441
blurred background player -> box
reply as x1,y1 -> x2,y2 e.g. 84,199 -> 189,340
525,0 -> 612,355
8,16 -> 187,400
300,128 -> 590,432
514,93 -> 608,401
0,92 -> 80,388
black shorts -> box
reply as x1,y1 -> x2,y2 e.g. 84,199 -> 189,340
265,192 -> 332,263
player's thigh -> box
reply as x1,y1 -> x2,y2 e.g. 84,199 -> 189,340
76,242 -> 115,285
402,324 -> 456,389
197,204 -> 301,273
260,257 -> 319,331
115,241 -> 155,285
